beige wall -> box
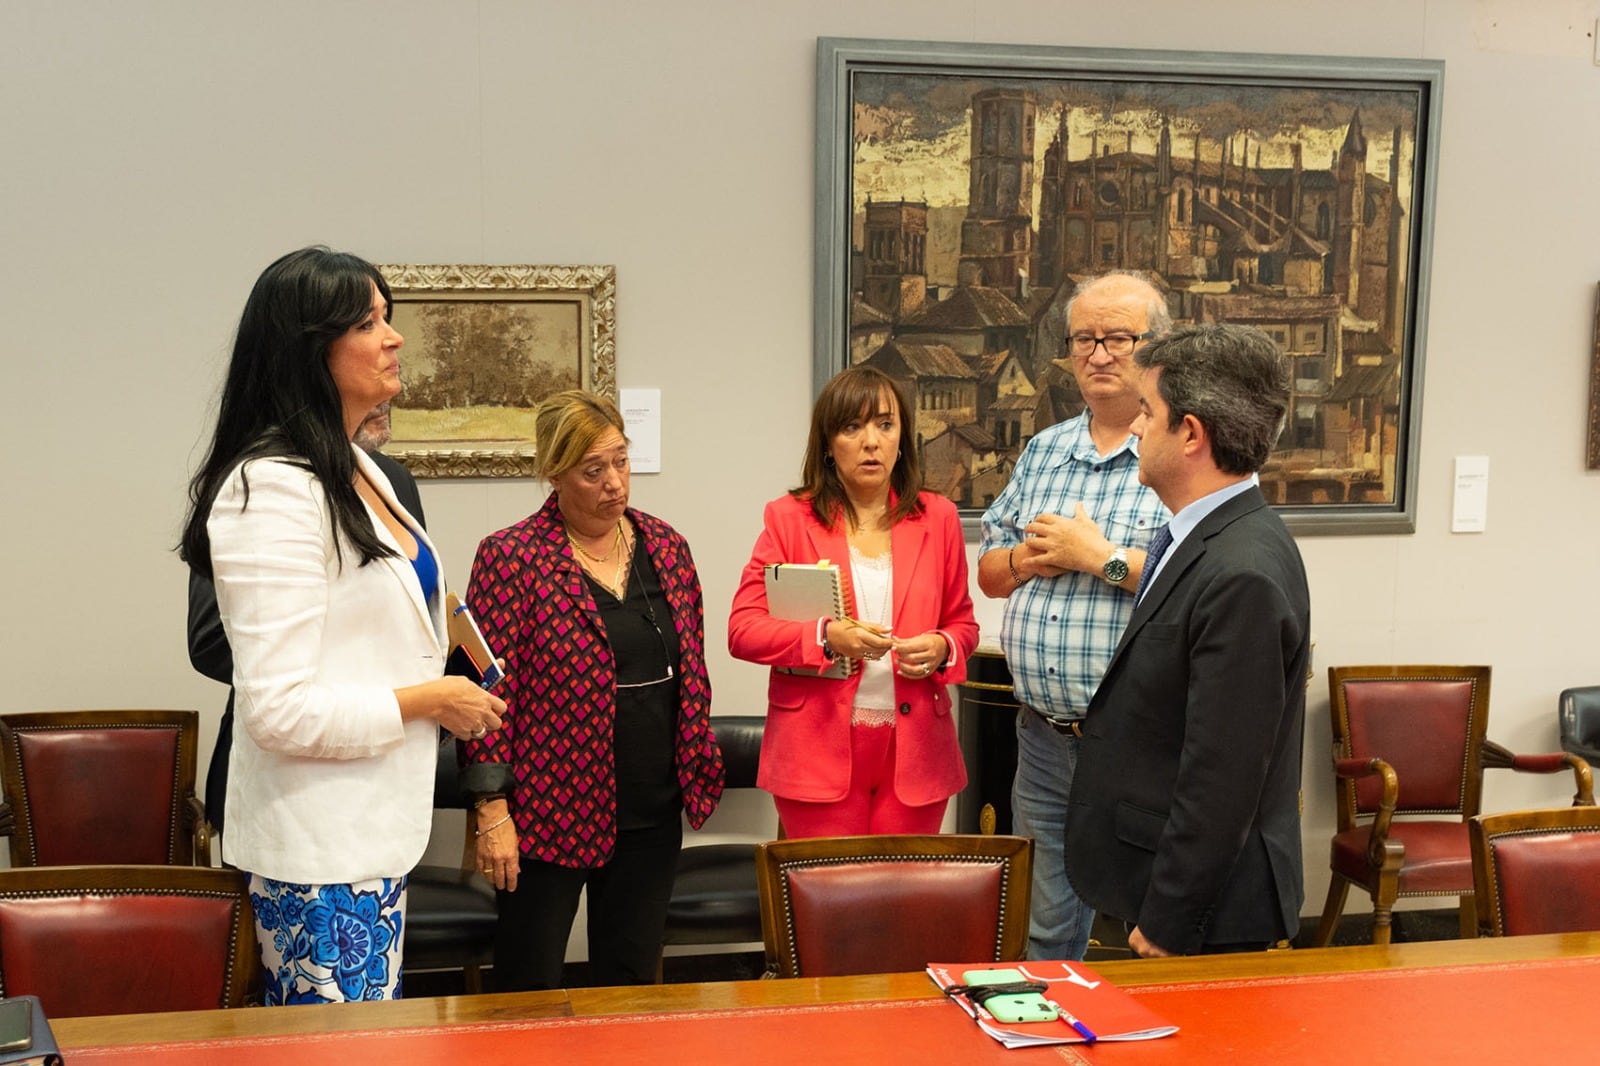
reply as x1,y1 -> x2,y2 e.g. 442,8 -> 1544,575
6,0 -> 1600,949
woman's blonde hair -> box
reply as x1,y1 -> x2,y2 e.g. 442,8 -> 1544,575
534,390 -> 628,482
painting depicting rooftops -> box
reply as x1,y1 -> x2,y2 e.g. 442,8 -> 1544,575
843,66 -> 1433,516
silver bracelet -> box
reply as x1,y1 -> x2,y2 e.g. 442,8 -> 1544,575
475,814 -> 512,837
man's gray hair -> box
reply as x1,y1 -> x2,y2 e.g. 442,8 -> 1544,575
1134,323 -> 1289,475
1064,271 -> 1173,336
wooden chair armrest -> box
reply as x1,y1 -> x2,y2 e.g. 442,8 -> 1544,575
1332,756 -> 1382,780
1564,741 -> 1600,767
1482,740 -> 1595,806
1333,756 -> 1400,863
1571,754 -> 1599,806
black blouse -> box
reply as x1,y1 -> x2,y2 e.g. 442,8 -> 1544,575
584,537 -> 683,828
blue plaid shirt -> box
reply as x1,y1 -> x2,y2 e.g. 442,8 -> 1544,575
979,412 -> 1168,717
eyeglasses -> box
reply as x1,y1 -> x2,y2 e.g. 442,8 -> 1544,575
1067,331 -> 1154,359
613,562 -> 677,690
614,614 -> 676,689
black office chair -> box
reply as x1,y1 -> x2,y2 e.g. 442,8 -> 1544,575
402,737 -> 498,993
1559,686 -> 1600,769
658,715 -> 768,975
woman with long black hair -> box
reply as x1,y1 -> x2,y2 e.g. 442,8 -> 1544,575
180,246 -> 504,1004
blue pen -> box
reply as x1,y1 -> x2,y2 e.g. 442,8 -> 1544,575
1049,1000 -> 1097,1043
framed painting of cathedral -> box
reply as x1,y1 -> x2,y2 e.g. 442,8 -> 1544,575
814,38 -> 1443,535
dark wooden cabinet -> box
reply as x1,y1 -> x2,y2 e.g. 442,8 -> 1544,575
955,648 -> 1020,834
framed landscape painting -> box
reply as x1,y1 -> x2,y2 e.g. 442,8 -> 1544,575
379,263 -> 616,478
815,38 -> 1444,534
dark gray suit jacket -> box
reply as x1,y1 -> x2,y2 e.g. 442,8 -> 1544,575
1063,485 -> 1310,954
187,451 -> 425,833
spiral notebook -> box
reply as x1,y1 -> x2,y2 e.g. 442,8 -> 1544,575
764,561 -> 856,680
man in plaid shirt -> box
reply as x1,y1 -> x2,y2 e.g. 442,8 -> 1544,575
978,272 -> 1170,960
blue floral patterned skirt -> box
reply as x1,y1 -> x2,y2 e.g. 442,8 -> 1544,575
248,874 -> 407,1004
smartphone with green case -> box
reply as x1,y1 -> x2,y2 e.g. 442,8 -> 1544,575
0,996 -> 31,1053
961,967 -> 1060,1024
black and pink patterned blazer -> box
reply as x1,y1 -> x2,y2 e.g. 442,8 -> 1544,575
461,494 -> 724,868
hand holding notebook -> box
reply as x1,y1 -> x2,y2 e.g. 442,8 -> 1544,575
445,592 -> 505,690
763,562 -> 866,680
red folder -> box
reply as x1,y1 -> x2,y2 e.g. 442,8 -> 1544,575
927,960 -> 1178,1049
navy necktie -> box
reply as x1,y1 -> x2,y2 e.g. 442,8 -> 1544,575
1135,524 -> 1173,604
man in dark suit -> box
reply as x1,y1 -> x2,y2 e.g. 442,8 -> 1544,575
1064,323 -> 1310,957
187,402 -> 426,838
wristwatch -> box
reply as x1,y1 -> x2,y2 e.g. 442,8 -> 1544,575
1101,546 -> 1130,584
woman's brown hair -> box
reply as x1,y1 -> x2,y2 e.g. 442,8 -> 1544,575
791,366 -> 923,530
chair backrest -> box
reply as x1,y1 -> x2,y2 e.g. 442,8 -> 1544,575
756,834 -> 1031,979
1559,686 -> 1600,765
0,710 -> 205,866
1470,806 -> 1600,937
1328,666 -> 1490,827
0,864 -> 257,1017
711,715 -> 765,790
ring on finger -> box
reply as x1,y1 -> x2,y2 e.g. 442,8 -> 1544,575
470,725 -> 487,739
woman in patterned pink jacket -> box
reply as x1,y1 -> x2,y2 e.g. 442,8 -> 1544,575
462,390 -> 723,991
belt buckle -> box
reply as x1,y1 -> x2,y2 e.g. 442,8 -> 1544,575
1034,709 -> 1084,738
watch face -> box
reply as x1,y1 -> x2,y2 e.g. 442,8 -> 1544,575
1103,558 -> 1130,583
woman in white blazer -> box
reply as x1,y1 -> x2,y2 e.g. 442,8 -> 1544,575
180,247 -> 506,1004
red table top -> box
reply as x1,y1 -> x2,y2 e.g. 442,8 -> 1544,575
63,954 -> 1599,1065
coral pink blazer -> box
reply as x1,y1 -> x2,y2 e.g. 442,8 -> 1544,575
728,492 -> 978,806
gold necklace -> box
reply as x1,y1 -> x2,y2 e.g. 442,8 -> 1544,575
567,520 -> 624,564
849,495 -> 890,531
569,521 -> 633,599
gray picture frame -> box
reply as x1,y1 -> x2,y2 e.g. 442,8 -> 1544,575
814,38 -> 1444,535
1590,283 -> 1600,471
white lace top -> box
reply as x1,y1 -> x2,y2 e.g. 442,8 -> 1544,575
849,544 -> 896,726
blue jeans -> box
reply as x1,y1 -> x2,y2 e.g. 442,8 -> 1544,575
1011,707 -> 1094,960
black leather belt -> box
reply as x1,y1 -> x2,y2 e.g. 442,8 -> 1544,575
1025,705 -> 1085,737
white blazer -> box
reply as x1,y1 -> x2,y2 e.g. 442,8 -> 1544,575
209,447 -> 446,884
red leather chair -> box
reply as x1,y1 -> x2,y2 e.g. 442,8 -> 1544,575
0,710 -> 210,866
0,864 -> 257,1017
1313,666 -> 1594,946
756,834 -> 1031,978
1470,806 -> 1600,936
